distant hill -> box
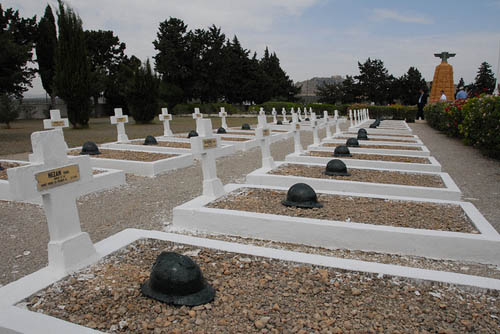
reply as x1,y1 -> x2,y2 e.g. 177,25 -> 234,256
296,75 -> 344,96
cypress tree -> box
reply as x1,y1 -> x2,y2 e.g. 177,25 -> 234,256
35,4 -> 57,108
472,62 -> 496,95
127,59 -> 160,124
53,0 -> 92,128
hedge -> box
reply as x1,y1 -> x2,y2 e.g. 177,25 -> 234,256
425,95 -> 500,159
348,104 -> 417,122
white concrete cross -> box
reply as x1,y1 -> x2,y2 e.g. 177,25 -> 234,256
110,108 -> 129,142
297,107 -> 304,121
259,107 -> 266,117
192,107 -> 203,120
281,108 -> 288,123
7,131 -> 97,274
43,109 -> 69,135
159,108 -> 173,137
290,112 -> 303,154
334,110 -> 340,134
271,108 -> 278,124
255,114 -> 275,169
311,112 -> 320,145
190,119 -> 224,198
219,107 -> 228,129
324,110 -> 332,138
349,109 -> 353,127
303,107 -> 308,120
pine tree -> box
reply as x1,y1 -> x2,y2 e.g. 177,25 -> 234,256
471,62 -> 495,95
127,59 -> 160,123
35,4 -> 57,107
0,5 -> 37,98
0,93 -> 20,128
398,67 -> 426,105
54,0 -> 92,128
355,58 -> 392,104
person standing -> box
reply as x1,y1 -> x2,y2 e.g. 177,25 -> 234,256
456,87 -> 467,99
417,88 -> 428,120
440,90 -> 447,101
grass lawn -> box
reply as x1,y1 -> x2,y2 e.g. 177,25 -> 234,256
0,116 -> 269,156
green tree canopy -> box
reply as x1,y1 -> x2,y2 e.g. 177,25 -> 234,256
398,66 -> 426,105
471,61 -> 496,95
126,59 -> 160,123
355,58 -> 393,104
0,5 -> 37,98
35,4 -> 57,104
54,0 -> 92,128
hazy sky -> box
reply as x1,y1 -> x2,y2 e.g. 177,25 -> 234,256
5,0 -> 500,97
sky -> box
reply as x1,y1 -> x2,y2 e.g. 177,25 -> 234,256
5,0 -> 500,97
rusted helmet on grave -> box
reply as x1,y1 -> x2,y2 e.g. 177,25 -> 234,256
277,120 -> 283,125
333,145 -> 352,157
346,138 -> 360,147
144,135 -> 158,145
357,132 -> 369,140
325,159 -> 351,176
141,252 -> 215,306
369,123 -> 377,128
282,183 -> 323,209
305,118 -> 310,121
217,127 -> 227,134
241,123 -> 251,130
357,128 -> 367,137
187,130 -> 199,138
80,141 -> 101,155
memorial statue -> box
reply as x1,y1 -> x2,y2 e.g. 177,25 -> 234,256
429,51 -> 456,103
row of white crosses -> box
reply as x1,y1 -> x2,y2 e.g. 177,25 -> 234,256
349,108 -> 370,127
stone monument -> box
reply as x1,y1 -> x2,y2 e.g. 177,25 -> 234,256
430,51 -> 456,103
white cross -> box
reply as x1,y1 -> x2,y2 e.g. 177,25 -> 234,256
43,109 -> 69,135
255,115 -> 275,169
259,107 -> 266,116
192,107 -> 203,120
297,107 -> 304,121
324,110 -> 332,138
110,108 -> 129,142
218,107 -> 228,129
190,119 -> 224,198
303,107 -> 308,120
281,108 -> 288,123
290,113 -> 303,154
159,108 -> 173,137
311,112 -> 320,145
349,109 -> 353,127
271,108 -> 278,124
7,131 -> 97,274
334,110 -> 341,134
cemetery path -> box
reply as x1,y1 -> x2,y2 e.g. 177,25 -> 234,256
410,121 -> 500,230
0,130 -> 317,286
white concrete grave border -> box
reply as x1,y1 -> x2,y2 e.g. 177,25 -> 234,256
69,146 -> 193,177
307,143 -> 431,157
349,126 -> 412,135
342,132 -> 420,142
173,183 -> 500,265
322,137 -> 425,147
284,151 -> 442,173
2,228 -> 500,334
223,127 -> 292,142
101,137 -> 236,161
0,159 -> 125,204
245,160 -> 460,200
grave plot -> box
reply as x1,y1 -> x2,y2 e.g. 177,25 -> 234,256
173,183 -> 500,265
0,159 -> 125,204
285,150 -> 442,172
245,161 -> 459,200
102,137 -> 236,160
223,126 -> 292,142
321,137 -> 424,147
308,142 -> 431,157
67,146 -> 193,177
332,133 -> 423,144
1,231 -> 499,334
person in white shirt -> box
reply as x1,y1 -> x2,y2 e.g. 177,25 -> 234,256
440,90 -> 447,101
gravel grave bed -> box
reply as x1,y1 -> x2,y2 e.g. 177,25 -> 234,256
68,149 -> 177,162
207,188 -> 476,233
349,133 -> 415,138
222,131 -> 255,135
323,143 -> 422,151
306,151 -> 431,163
129,141 -> 191,149
92,169 -> 107,175
175,231 -> 500,280
336,136 -> 417,143
0,162 -> 27,180
23,238 -> 500,334
267,163 -> 445,188
221,137 -> 251,142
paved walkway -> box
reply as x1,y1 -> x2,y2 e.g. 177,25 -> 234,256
410,121 -> 500,230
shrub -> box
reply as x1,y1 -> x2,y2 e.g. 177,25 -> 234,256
171,103 -> 242,115
0,94 -> 20,128
460,95 -> 500,158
